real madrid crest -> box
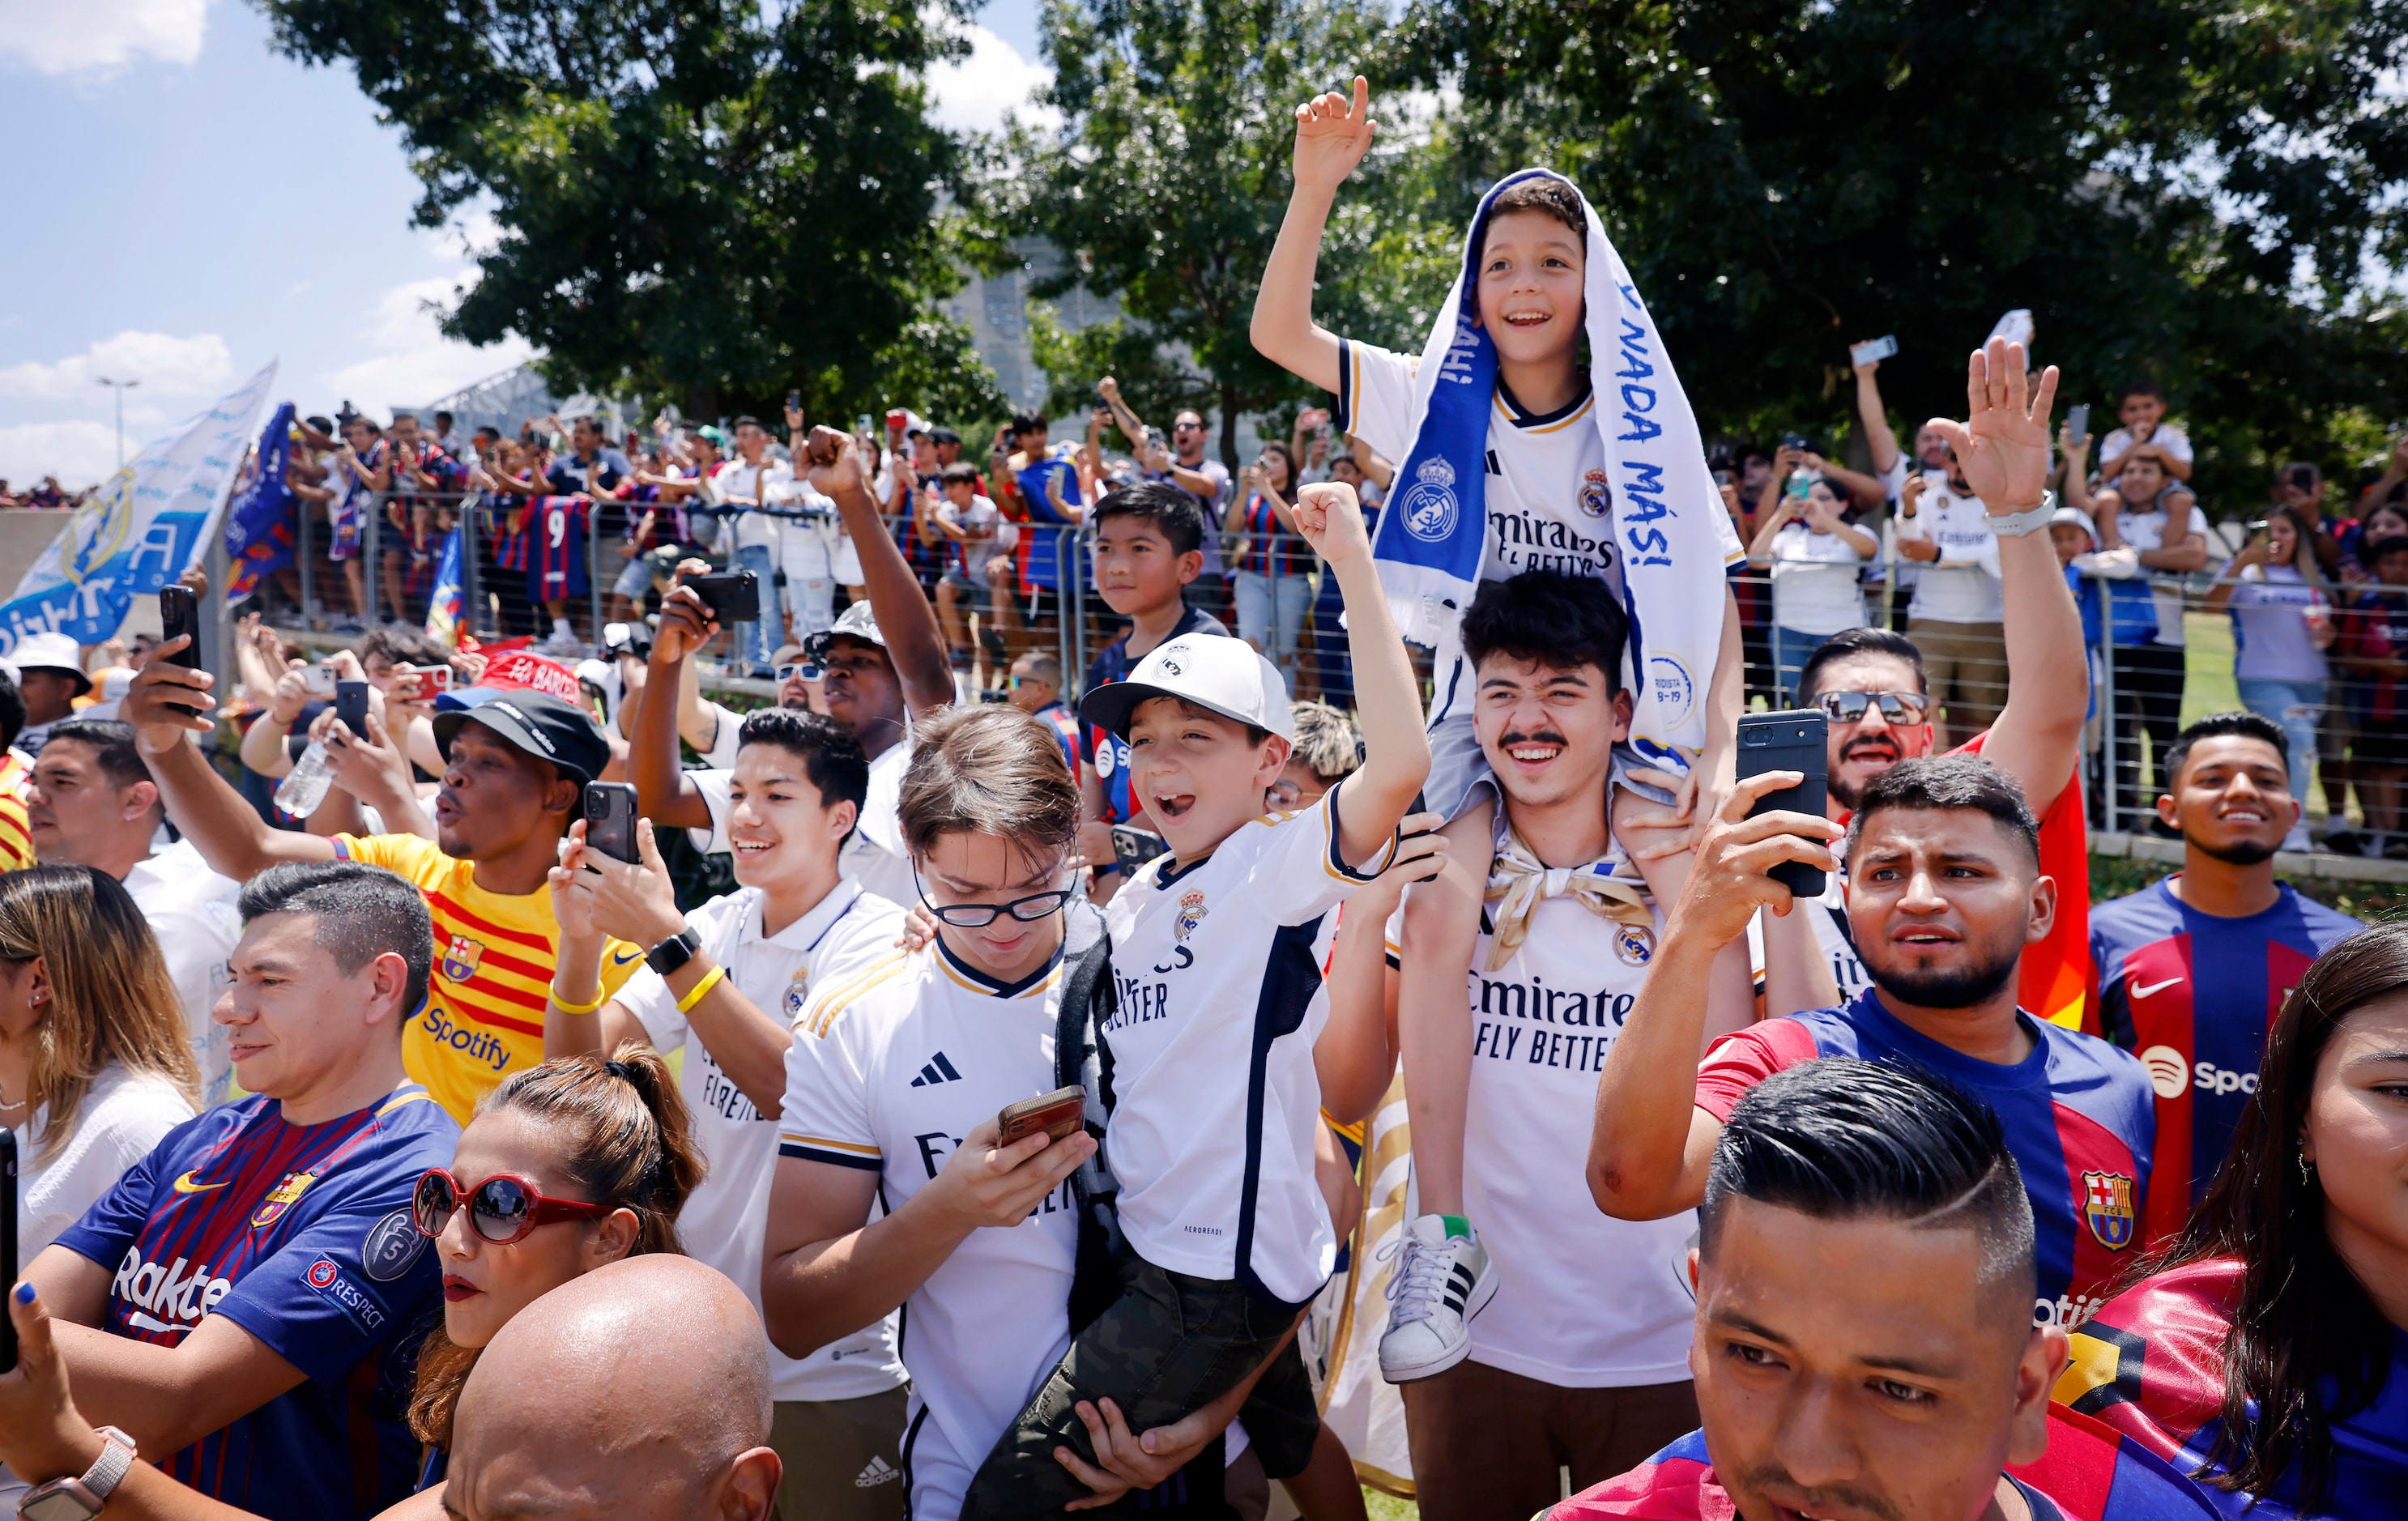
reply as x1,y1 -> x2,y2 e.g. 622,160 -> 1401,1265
783,966 -> 812,1020
1401,457 -> 1460,543
1613,922 -> 1656,967
1579,467 -> 1613,519
1174,888 -> 1209,943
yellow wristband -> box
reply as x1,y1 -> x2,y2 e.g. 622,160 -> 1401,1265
676,963 -> 727,1014
549,986 -> 607,1016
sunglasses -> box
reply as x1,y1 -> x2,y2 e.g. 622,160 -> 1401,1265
914,865 -> 1076,927
412,1168 -> 612,1246
1814,690 -> 1930,726
774,663 -> 824,683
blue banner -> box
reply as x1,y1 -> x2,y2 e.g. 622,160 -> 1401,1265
224,400 -> 297,602
424,523 -> 465,648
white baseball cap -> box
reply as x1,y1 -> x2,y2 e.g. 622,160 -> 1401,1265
2049,505 -> 2098,546
4,631 -> 92,696
1078,633 -> 1294,743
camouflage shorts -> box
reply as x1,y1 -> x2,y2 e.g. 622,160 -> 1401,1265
959,1255 -> 1313,1519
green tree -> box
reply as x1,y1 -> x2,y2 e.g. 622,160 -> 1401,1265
254,0 -> 1003,424
1395,0 -> 2408,508
995,0 -> 1454,466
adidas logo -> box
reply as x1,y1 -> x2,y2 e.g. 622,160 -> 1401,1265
855,1455 -> 900,1489
1442,1262 -> 1476,1317
909,1051 -> 963,1087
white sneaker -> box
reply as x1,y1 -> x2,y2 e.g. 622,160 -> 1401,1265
1377,1213 -> 1496,1383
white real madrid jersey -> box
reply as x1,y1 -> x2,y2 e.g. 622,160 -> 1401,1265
689,734 -> 918,909
618,880 -> 907,1402
1389,854 -> 1700,1387
779,937 -> 1077,1521
1098,782 -> 1390,1305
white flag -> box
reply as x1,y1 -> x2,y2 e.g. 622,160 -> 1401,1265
0,361 -> 277,656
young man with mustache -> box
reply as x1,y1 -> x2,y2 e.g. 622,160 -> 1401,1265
2087,711 -> 2360,1239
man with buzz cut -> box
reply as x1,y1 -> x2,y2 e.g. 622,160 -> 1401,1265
2089,710 -> 2360,1238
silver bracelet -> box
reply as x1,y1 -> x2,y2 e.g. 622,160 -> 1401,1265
1984,492 -> 2056,538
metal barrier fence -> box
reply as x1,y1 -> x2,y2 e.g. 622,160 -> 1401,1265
253,493 -> 2368,843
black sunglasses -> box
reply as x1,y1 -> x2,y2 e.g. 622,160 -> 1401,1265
914,865 -> 1075,927
1814,690 -> 1930,726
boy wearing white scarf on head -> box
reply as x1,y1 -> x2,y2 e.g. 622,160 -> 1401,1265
1251,79 -> 1762,1385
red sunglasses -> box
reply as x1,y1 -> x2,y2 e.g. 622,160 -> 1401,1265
412,1167 -> 614,1246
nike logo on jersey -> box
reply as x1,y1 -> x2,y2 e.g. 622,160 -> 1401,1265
609,947 -> 646,966
172,1171 -> 227,1194
2131,975 -> 2186,999
909,1051 -> 963,1087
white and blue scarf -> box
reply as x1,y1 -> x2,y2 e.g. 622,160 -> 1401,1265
1368,168 -> 1730,773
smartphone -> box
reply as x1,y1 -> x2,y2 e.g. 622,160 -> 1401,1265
1737,709 -> 1830,899
2065,403 -> 2090,446
786,390 -> 801,413
1,1127 -> 15,1373
1848,334 -> 1899,368
688,570 -> 761,624
302,663 -> 339,698
1110,824 -> 1169,875
394,663 -> 453,697
1144,425 -> 1166,452
158,586 -> 204,670
997,1085 -> 1085,1146
583,782 -> 641,864
855,414 -> 875,437
335,680 -> 370,739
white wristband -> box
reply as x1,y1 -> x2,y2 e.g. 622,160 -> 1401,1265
1984,492 -> 2056,539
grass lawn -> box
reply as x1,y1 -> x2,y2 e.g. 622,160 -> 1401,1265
2177,610 -> 2240,727
1364,1489 -> 1417,1519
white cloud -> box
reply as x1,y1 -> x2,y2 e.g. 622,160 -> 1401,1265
0,330 -> 235,402
0,0 -> 207,75
0,420 -> 120,489
322,273 -> 535,416
927,23 -> 1057,135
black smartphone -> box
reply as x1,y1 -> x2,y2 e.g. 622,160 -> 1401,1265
155,586 -> 207,718
688,570 -> 761,624
335,680 -> 370,739
785,390 -> 801,413
1110,824 -> 1168,875
1,1127 -> 16,1373
583,782 -> 641,864
1737,709 -> 1830,899
2065,403 -> 2090,445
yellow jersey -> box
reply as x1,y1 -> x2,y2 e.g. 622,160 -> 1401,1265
333,833 -> 641,1123
0,751 -> 31,872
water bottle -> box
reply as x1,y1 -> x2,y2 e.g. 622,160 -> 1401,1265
275,740 -> 335,817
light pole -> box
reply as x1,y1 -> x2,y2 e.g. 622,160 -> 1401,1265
95,376 -> 139,471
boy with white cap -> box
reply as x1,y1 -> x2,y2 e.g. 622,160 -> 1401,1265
6,631 -> 93,757
957,479 -> 1428,1516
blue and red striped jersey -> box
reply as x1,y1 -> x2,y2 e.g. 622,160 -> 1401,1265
2090,876 -> 2359,1237
1030,698 -> 1080,782
1696,991 -> 2158,1330
2058,1258 -> 2408,1519
527,495 -> 591,599
1234,494 -> 1306,579
1550,1419 -> 2218,1519
1078,604 -> 1230,825
53,1085 -> 458,1520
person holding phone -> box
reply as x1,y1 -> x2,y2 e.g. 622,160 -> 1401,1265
1224,443 -> 1312,692
1746,475 -> 1876,703
2206,507 -> 2334,834
546,708 -> 914,1521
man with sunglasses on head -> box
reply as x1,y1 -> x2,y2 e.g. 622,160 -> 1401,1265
1097,377 -> 1232,624
630,429 -> 957,910
19,861 -> 456,1521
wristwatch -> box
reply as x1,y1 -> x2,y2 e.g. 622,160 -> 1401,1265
19,1426 -> 136,1520
645,926 -> 702,978
1984,491 -> 2056,539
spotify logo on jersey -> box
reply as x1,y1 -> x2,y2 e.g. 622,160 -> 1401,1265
2137,1046 -> 2190,1100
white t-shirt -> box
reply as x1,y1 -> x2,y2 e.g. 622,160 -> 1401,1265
618,880 -> 906,1403
2099,424 -> 2193,469
714,458 -> 792,552
19,1063 -> 194,1259
770,477 -> 842,583
1767,522 -> 1871,637
1334,339 -> 1745,723
2227,564 -> 2329,683
1898,483 -> 2004,624
1097,782 -> 1391,1303
1388,846 -> 1697,1387
779,939 -> 1076,1521
121,841 -> 243,1105
691,734 -> 915,908
936,496 -> 1016,577
2115,501 -> 2209,649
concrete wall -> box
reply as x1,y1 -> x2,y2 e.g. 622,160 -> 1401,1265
0,509 -> 67,594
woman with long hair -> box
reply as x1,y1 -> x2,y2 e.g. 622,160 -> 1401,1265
2057,920 -> 2408,1517
0,865 -> 199,1258
383,1043 -> 702,1519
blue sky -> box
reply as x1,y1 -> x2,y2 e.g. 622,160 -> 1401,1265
0,0 -> 1049,488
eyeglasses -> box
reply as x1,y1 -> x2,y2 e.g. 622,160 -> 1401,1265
914,865 -> 1076,927
1814,690 -> 1930,726
412,1168 -> 613,1246
774,663 -> 823,684
1173,421 -> 1203,432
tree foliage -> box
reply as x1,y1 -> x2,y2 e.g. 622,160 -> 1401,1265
1392,0 -> 2408,508
254,0 -> 1003,423
995,0 -> 1454,466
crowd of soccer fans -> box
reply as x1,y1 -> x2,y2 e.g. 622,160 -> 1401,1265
0,83 -> 2398,1521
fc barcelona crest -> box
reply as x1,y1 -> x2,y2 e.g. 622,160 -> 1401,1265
2082,1170 -> 2136,1250
442,933 -> 485,982
253,1170 -> 320,1229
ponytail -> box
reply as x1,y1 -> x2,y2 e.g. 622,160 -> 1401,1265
407,1042 -> 706,1448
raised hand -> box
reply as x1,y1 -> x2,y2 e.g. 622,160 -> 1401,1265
1291,75 -> 1377,196
1929,337 -> 2060,511
1290,479 -> 1367,564
801,425 -> 866,499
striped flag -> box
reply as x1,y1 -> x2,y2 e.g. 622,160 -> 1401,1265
424,524 -> 465,648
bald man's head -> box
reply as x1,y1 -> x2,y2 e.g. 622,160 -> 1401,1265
445,1255 -> 781,1520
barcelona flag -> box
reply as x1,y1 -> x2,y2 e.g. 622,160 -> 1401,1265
424,523 -> 466,648
224,401 -> 298,603
1957,728 -> 2092,1033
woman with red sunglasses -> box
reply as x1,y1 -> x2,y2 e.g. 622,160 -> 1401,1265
385,1043 -> 701,1519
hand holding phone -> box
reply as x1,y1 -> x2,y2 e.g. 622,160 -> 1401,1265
996,1086 -> 1085,1146
687,570 -> 761,624
1736,710 -> 1831,899
335,680 -> 370,739
582,782 -> 641,865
